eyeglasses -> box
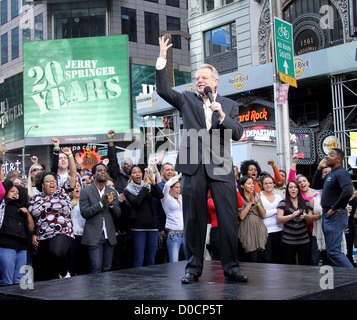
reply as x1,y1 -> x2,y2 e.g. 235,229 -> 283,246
32,168 -> 44,172
43,180 -> 57,184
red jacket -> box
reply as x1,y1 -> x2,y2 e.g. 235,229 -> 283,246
207,192 -> 243,228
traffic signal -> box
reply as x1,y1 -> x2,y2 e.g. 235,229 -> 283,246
86,148 -> 92,159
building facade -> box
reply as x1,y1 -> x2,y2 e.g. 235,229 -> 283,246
0,0 -> 191,176
138,0 -> 357,177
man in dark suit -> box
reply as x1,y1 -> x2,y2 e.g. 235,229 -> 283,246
156,37 -> 247,283
80,163 -> 121,273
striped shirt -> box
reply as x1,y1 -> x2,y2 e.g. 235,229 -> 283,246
277,199 -> 312,245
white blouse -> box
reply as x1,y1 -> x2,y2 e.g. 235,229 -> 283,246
161,177 -> 184,231
260,192 -> 283,233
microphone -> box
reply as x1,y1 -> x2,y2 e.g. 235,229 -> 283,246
203,86 -> 214,104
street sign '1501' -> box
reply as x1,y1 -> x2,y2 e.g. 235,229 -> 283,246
274,17 -> 297,88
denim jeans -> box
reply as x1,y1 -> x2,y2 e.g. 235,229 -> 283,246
166,231 -> 186,263
0,247 -> 27,286
88,234 -> 115,273
131,230 -> 158,268
322,209 -> 354,268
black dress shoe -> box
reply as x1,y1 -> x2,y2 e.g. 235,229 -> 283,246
181,272 -> 199,284
224,270 -> 248,282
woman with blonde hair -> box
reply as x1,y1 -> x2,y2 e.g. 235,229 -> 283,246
27,163 -> 44,197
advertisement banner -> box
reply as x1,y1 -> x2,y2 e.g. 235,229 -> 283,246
23,35 -> 130,145
0,73 -> 24,144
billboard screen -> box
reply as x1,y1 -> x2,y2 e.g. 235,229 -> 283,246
23,35 -> 130,145
0,72 -> 24,145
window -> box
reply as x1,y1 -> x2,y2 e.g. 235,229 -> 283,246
54,7 -> 106,39
144,12 -> 159,45
121,7 -> 137,42
283,0 -> 343,50
1,0 -> 7,25
34,13 -> 43,40
167,16 -> 181,49
203,0 -> 214,12
11,0 -> 17,19
23,27 -> 31,42
291,102 -> 319,126
204,22 -> 236,57
166,0 -> 179,7
22,19 -> 31,42
1,33 -> 8,65
11,26 -> 18,59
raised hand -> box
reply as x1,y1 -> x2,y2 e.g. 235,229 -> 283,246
51,138 -> 60,148
30,156 -> 38,164
159,36 -> 173,60
318,158 -> 328,171
75,153 -> 83,166
62,147 -> 73,157
108,130 -> 115,140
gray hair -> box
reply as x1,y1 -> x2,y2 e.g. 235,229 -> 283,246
196,64 -> 219,81
120,157 -> 133,169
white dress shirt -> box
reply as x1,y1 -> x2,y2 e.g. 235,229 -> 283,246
96,185 -> 108,239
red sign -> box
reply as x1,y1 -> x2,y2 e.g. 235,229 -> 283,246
239,108 -> 268,123
277,84 -> 290,104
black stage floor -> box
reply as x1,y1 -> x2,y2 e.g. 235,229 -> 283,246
0,261 -> 357,300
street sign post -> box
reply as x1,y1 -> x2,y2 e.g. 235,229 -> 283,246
274,17 -> 297,87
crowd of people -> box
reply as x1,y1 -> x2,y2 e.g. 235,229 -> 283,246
0,130 -> 356,286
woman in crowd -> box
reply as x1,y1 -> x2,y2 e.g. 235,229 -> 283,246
277,180 -> 320,265
238,175 -> 268,262
27,163 -> 45,197
346,188 -> 357,266
240,159 -> 282,193
10,176 -> 25,188
0,180 -> 34,285
273,170 -> 287,199
124,165 -> 163,268
208,188 -> 244,261
69,181 -> 88,276
260,175 -> 283,263
240,160 -> 262,193
29,146 -> 77,280
288,154 -> 319,263
161,175 -> 186,263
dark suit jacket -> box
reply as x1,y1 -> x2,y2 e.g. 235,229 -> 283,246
80,183 -> 121,246
156,67 -> 243,181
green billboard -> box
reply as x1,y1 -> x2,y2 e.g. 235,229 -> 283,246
23,35 -> 130,145
0,72 -> 24,145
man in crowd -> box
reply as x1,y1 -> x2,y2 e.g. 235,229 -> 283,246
80,163 -> 121,273
313,148 -> 354,268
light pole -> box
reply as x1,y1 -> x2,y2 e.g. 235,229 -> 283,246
270,0 -> 291,172
22,124 -> 39,178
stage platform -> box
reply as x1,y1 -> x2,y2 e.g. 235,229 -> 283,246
0,261 -> 357,300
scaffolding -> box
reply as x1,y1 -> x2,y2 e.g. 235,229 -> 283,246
141,111 -> 181,158
331,75 -> 357,171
